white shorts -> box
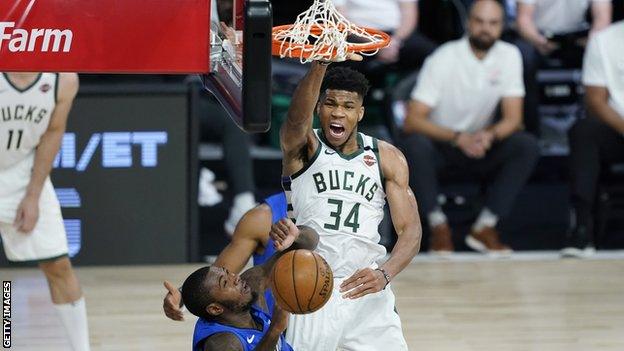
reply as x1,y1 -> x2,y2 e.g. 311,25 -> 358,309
286,278 -> 408,351
0,155 -> 68,262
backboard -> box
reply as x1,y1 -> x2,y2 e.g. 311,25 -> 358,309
202,0 -> 273,133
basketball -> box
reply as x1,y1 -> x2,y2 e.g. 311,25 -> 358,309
270,249 -> 333,314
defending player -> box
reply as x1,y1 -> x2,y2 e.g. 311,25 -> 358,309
163,192 -> 287,320
182,218 -> 317,351
0,72 -> 90,350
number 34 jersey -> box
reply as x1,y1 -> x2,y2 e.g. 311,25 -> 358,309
287,129 -> 387,279
0,73 -> 58,170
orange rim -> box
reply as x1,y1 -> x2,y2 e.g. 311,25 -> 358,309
272,24 -> 391,59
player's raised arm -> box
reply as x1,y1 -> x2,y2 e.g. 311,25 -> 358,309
279,62 -> 327,175
162,204 -> 272,321
379,141 -> 421,280
214,204 -> 272,273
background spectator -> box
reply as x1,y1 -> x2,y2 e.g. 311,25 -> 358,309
565,19 -> 624,257
335,0 -> 437,71
515,0 -> 612,134
401,0 -> 539,256
197,92 -> 257,235
334,0 -> 437,93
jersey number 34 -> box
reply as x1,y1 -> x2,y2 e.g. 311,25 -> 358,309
323,199 -> 361,233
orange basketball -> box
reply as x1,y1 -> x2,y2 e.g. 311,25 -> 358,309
270,249 -> 333,314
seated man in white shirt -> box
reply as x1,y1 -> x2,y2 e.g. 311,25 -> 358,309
515,0 -> 612,134
565,19 -> 624,257
402,0 -> 539,256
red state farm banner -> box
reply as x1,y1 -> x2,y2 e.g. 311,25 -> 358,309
0,0 -> 210,73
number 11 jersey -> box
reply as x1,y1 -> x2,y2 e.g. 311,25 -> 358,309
0,73 -> 58,170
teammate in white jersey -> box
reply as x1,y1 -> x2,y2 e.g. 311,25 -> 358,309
280,61 -> 422,350
0,72 -> 90,350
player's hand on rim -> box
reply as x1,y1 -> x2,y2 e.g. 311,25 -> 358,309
163,280 -> 185,321
316,52 -> 363,65
339,267 -> 387,299
14,194 -> 39,233
270,218 -> 300,251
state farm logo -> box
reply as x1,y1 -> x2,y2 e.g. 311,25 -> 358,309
0,22 -> 72,53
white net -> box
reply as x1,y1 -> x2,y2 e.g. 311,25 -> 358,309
273,0 -> 388,63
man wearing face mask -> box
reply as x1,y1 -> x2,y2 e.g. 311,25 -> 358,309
402,0 -> 540,256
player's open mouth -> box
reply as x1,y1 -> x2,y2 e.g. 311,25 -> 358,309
329,123 -> 345,138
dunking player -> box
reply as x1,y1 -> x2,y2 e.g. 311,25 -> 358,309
0,72 -> 90,350
163,192 -> 288,320
280,60 -> 422,349
180,217 -> 317,351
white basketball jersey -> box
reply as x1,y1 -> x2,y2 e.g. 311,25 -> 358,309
285,129 -> 387,278
0,73 -> 58,170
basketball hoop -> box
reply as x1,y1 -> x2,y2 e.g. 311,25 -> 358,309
272,0 -> 391,63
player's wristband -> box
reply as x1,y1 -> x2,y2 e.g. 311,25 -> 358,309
375,268 -> 391,289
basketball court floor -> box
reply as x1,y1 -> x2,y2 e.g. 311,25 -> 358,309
3,252 -> 623,351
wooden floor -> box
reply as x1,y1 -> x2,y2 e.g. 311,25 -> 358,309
2,254 -> 624,351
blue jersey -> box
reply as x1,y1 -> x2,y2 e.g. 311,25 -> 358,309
252,192 -> 287,313
253,192 -> 288,266
192,305 -> 293,351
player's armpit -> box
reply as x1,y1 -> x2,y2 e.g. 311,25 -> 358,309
280,128 -> 319,177
203,332 -> 244,351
